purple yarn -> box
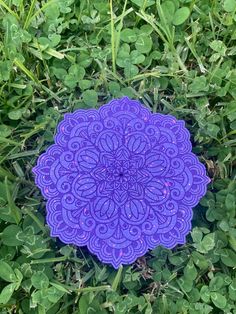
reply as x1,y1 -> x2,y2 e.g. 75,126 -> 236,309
33,97 -> 210,268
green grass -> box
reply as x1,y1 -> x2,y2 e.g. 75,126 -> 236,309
0,0 -> 236,313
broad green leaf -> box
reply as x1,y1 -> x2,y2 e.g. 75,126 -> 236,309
58,0 -> 74,13
210,292 -> 226,309
64,74 -> 77,88
172,7 -> 190,25
225,193 -> 235,210
14,269 -> 23,289
78,294 -> 90,314
19,234 -> 48,259
1,225 -> 22,246
151,51 -> 162,60
135,35 -> 152,53
131,0 -> 155,8
0,261 -> 17,282
191,227 -> 203,243
194,232 -> 215,253
50,282 -> 70,293
168,253 -> 187,266
52,67 -> 67,80
77,52 -> 92,68
209,276 -> 224,291
189,288 -> 200,303
161,1 -> 175,23
130,50 -> 145,64
201,233 -> 215,252
68,64 -> 85,80
189,76 -> 208,93
0,61 -> 11,81
31,290 -> 52,309
121,87 -> 134,98
64,65 -> 85,88
120,29 -> 137,43
12,0 -> 22,6
108,82 -> 121,96
38,37 -> 50,49
47,286 -> 64,303
206,124 -> 220,138
218,220 -> 230,231
82,90 -> 98,107
8,109 -> 24,120
0,125 -> 12,138
184,260 -> 197,280
48,33 -> 61,47
79,80 -> 92,90
0,283 -> 17,304
139,25 -> 153,35
200,286 -> 210,303
229,278 -> 236,301
210,40 -> 227,56
124,64 -> 139,78
223,0 -> 236,12
220,248 -> 236,267
0,246 -> 16,262
59,245 -> 73,257
177,276 -> 193,293
229,229 -> 236,251
31,272 -> 49,290
116,44 -> 130,67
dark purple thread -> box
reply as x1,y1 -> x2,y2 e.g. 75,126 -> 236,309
33,97 -> 210,268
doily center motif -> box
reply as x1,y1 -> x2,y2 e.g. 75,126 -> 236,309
33,97 -> 210,268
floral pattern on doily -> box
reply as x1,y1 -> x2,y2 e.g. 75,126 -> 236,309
33,97 -> 210,268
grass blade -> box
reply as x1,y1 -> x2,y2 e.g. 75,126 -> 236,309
77,285 -> 111,293
111,265 -> 123,291
4,177 -> 22,224
23,0 -> 37,29
110,0 -> 116,74
14,58 -> 39,84
0,0 -> 19,20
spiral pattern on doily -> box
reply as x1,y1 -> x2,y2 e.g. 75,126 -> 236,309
33,97 -> 210,268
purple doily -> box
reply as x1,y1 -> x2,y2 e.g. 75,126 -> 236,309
33,97 -> 210,268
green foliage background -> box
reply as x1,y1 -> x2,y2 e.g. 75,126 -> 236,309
0,0 -> 236,313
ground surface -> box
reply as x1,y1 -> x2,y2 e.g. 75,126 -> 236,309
0,0 -> 236,313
